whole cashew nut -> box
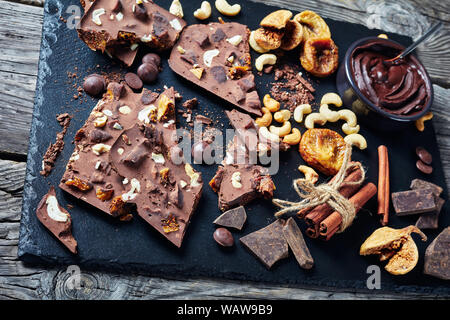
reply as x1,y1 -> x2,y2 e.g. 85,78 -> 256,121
255,54 -> 277,72
193,1 -> 212,20
342,123 -> 360,135
319,104 -> 340,122
321,92 -> 343,107
293,104 -> 312,123
274,109 -> 291,123
169,0 -> 184,18
269,121 -> 291,137
304,113 -> 327,129
344,134 -> 367,150
283,128 -> 301,145
259,126 -> 280,143
255,107 -> 273,127
298,165 -> 319,184
249,30 -> 269,53
215,0 -> 241,16
415,112 -> 433,132
263,94 -> 280,112
338,109 -> 358,127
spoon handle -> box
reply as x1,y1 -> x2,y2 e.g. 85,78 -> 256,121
398,22 -> 443,59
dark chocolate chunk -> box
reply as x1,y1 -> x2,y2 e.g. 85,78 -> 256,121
416,159 -> 433,174
111,0 -> 122,13
180,50 -> 198,65
108,82 -> 126,100
123,143 -> 148,167
141,89 -> 159,105
152,11 -> 169,37
213,227 -> 234,247
83,74 -> 106,96
410,179 -> 443,197
36,187 -> 77,254
423,227 -> 450,280
416,146 -> 432,165
125,72 -> 143,90
237,75 -> 256,92
142,53 -> 161,68
137,62 -> 159,83
90,172 -> 105,184
392,188 -> 436,215
89,129 -> 112,143
192,31 -> 210,48
415,197 -> 445,229
134,3 -> 148,21
240,220 -> 288,269
213,206 -> 247,230
182,98 -> 198,109
194,115 -> 213,125
210,66 -> 227,83
210,28 -> 226,42
245,91 -> 261,110
282,217 -> 314,269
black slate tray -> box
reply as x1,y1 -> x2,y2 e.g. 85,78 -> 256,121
18,0 -> 449,295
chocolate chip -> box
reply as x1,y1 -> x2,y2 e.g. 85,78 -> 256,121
142,53 -> 161,68
210,28 -> 226,42
180,50 -> 198,65
83,74 -> 105,96
192,31 -> 210,48
416,159 -> 433,174
137,63 -> 159,83
416,147 -> 432,165
213,228 -> 234,247
210,66 -> 227,83
125,72 -> 143,90
141,89 -> 159,105
133,4 -> 148,21
89,129 -> 112,143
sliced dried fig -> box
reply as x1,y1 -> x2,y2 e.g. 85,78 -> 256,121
280,20 -> 303,51
300,38 -> 339,77
294,10 -> 330,41
298,128 -> 346,176
260,10 -> 293,30
253,27 -> 284,51
384,236 -> 419,275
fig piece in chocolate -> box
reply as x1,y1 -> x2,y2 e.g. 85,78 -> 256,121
36,187 -> 78,254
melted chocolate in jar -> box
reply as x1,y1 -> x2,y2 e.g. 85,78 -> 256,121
351,42 -> 430,115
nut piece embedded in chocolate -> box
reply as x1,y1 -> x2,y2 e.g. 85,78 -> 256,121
392,188 -> 437,216
213,206 -> 247,230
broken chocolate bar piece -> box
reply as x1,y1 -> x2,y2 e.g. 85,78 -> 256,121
60,83 -> 202,247
77,0 -> 186,56
240,219 -> 288,269
213,206 -> 247,230
209,164 -> 276,212
423,227 -> 450,280
410,179 -> 443,197
225,109 -> 258,156
169,22 -> 262,116
392,188 -> 436,216
415,197 -> 445,229
36,187 -> 77,254
282,217 -> 314,269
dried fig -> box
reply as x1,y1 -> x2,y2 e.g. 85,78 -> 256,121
260,9 -> 293,30
280,20 -> 303,51
300,38 -> 339,77
253,27 -> 284,51
294,10 -> 330,41
384,236 -> 419,275
298,128 -> 346,176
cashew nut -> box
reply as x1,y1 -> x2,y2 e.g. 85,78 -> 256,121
269,121 -> 291,137
259,126 -> 280,143
263,94 -> 280,112
319,104 -> 340,122
298,165 -> 319,184
255,107 -> 273,127
337,109 -> 358,127
193,1 -> 212,20
304,113 -> 327,129
293,104 -> 312,123
415,112 -> 433,132
274,109 -> 291,123
169,0 -> 184,18
320,92 -> 343,107
342,123 -> 360,135
92,143 -> 111,156
283,128 -> 301,145
249,30 -> 269,53
344,134 -> 367,150
378,34 -> 388,39
93,115 -> 108,128
215,0 -> 241,16
255,54 -> 277,72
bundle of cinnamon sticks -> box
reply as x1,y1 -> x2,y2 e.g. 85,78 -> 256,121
298,163 -> 377,241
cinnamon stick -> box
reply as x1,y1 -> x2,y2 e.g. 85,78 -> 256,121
319,182 -> 377,240
306,226 -> 318,238
377,145 -> 390,225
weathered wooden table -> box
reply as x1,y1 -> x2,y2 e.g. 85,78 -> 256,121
0,0 -> 448,300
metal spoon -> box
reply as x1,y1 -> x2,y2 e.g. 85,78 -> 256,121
384,22 -> 443,64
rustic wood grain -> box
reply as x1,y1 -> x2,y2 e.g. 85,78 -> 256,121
0,0 -> 449,300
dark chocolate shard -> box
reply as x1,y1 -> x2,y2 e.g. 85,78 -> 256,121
213,206 -> 247,230
210,28 -> 226,42
192,31 -> 210,48
36,187 -> 77,254
415,197 -> 445,229
423,227 -> 450,280
282,217 -> 314,269
90,129 -> 112,143
240,220 -> 289,269
410,179 -> 443,197
210,66 -> 227,83
392,188 -> 436,216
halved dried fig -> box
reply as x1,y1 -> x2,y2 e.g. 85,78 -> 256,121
384,235 -> 419,275
253,27 -> 284,51
300,38 -> 339,77
260,9 -> 293,30
298,128 -> 346,176
294,10 -> 330,41
280,20 -> 303,51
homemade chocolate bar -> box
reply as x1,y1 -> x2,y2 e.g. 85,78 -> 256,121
169,22 -> 263,116
392,188 -> 436,216
209,164 -> 275,211
60,83 -> 203,247
77,0 -> 186,57
423,227 -> 450,280
213,206 -> 247,230
36,187 -> 77,254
